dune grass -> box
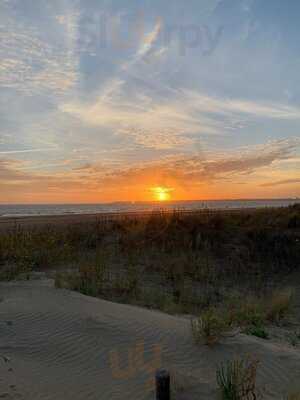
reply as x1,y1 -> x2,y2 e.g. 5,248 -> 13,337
265,288 -> 294,324
191,307 -> 231,345
216,356 -> 260,400
191,286 -> 294,345
0,205 -> 299,318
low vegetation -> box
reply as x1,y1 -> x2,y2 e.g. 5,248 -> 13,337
0,206 -> 299,320
216,356 -> 260,400
1,206 -> 299,399
191,307 -> 231,345
191,286 -> 293,345
286,330 -> 300,347
287,393 -> 300,400
244,325 -> 269,340
265,288 -> 294,324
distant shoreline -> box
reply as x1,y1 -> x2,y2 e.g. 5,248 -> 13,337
0,198 -> 299,208
0,208 -> 246,230
0,204 -> 297,230
0,199 -> 299,222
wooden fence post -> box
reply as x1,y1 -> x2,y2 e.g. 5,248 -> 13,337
155,369 -> 170,400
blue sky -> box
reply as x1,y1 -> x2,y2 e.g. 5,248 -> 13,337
0,0 -> 299,202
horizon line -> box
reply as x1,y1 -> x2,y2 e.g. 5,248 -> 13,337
0,197 -> 299,206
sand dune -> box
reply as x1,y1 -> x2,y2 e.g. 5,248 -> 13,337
1,280 -> 300,400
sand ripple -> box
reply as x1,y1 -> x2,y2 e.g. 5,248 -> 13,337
1,281 -> 300,400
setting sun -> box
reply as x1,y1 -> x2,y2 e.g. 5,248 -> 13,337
150,187 -> 173,202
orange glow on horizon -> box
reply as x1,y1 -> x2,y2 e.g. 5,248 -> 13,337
150,186 -> 173,201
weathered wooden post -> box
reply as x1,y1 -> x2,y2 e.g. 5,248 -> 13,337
155,369 -> 170,400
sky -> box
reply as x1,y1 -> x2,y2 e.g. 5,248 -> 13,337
0,0 -> 300,203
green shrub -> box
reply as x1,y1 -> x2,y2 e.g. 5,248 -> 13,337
244,325 -> 269,340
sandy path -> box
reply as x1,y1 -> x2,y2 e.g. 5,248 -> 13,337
0,281 -> 300,400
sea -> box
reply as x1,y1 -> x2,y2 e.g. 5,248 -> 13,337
0,199 -> 299,218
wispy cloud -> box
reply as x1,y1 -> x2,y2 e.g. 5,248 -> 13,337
0,159 -> 32,182
119,126 -> 193,149
61,79 -> 300,151
60,9 -> 300,154
99,138 -> 299,186
61,93 -> 218,150
182,90 -> 300,120
261,178 -> 300,188
0,8 -> 79,96
1,1 -> 300,202
1,138 -> 298,201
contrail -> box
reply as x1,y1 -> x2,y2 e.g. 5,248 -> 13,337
0,148 -> 57,155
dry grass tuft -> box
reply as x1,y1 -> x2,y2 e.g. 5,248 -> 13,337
191,308 -> 230,345
216,356 -> 260,400
228,296 -> 266,328
266,288 -> 294,324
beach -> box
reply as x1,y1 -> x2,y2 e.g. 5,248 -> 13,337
2,0 -> 300,398
1,205 -> 300,399
1,279 -> 300,400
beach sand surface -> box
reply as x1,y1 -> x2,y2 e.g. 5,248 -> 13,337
1,280 -> 300,400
